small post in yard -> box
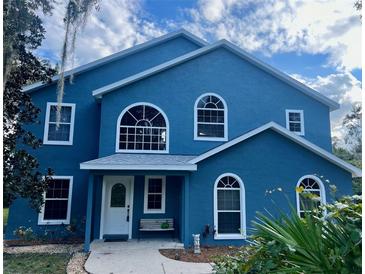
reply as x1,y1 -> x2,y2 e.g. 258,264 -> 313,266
192,234 -> 201,254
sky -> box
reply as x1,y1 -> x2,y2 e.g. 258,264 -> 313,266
36,0 -> 362,142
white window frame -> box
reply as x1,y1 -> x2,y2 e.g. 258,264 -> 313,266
286,109 -> 304,136
43,102 -> 76,145
115,102 -> 169,153
143,176 -> 166,214
296,175 -> 326,217
194,93 -> 228,141
213,173 -> 246,240
38,175 -> 73,225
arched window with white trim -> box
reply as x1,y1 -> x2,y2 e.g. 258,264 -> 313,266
194,93 -> 227,141
116,103 -> 169,153
214,173 -> 246,240
296,175 -> 326,217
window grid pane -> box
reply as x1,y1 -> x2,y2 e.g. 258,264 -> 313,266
196,95 -> 225,138
298,178 -> 322,215
44,179 -> 70,221
147,179 -> 163,210
119,105 -> 167,151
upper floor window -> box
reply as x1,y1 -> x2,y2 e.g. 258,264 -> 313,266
38,176 -> 73,225
296,175 -> 326,218
286,109 -> 304,136
116,103 -> 169,153
214,173 -> 246,240
194,93 -> 228,141
43,102 -> 76,145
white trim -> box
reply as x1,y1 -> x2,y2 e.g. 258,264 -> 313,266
296,175 -> 327,217
80,163 -> 197,171
99,178 -> 106,239
213,173 -> 246,240
91,40 -> 339,111
38,176 -> 73,225
143,176 -> 166,214
189,121 -> 362,177
23,29 -> 208,93
286,109 -> 305,136
115,102 -> 170,154
43,102 -> 76,145
99,176 -> 134,239
194,93 -> 228,141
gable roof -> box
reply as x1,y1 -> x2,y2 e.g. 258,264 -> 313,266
80,153 -> 197,171
23,29 -> 207,93
92,39 -> 339,111
189,122 -> 361,177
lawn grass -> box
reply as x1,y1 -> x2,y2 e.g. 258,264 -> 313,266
4,207 -> 9,226
4,253 -> 70,274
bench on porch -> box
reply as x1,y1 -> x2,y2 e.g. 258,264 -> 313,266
138,218 -> 175,239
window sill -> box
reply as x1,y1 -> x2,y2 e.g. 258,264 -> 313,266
116,149 -> 169,154
214,234 -> 246,240
43,140 -> 73,146
194,137 -> 228,142
38,220 -> 70,225
143,210 -> 166,214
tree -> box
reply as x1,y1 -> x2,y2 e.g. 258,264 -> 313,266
3,0 -> 57,210
343,103 -> 362,157
56,0 -> 99,124
333,103 -> 362,194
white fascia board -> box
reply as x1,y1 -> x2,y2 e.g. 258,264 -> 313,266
190,121 -> 361,177
22,29 -> 208,93
79,163 -> 197,171
92,39 -> 339,111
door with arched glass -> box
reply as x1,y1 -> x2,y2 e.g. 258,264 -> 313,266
101,176 -> 133,238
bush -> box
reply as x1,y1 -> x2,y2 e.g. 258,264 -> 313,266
214,195 -> 362,274
13,226 -> 35,241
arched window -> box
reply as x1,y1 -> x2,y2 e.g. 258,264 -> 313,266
296,175 -> 326,217
214,173 -> 246,239
194,93 -> 227,141
110,183 -> 126,207
116,103 -> 169,152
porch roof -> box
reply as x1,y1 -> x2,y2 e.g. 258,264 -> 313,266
80,153 -> 197,171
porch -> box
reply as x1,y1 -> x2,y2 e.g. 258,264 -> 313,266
80,154 -> 197,251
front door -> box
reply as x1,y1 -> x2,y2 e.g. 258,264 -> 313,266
102,176 -> 132,237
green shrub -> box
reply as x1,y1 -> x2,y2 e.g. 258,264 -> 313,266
13,226 -> 35,241
214,195 -> 362,274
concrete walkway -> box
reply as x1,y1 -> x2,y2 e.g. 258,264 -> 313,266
85,239 -> 213,274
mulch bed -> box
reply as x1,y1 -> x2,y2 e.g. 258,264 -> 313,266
159,246 -> 240,263
4,238 -> 83,247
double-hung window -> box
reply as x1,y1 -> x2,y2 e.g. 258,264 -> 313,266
296,175 -> 326,218
194,93 -> 227,141
44,102 -> 76,145
214,174 -> 246,240
144,176 -> 166,213
286,109 -> 304,135
38,176 -> 73,225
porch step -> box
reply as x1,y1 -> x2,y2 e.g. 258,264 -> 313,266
103,234 -> 128,242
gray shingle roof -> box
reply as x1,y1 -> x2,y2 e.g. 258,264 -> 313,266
80,153 -> 197,171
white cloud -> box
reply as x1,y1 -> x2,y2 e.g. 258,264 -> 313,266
179,0 -> 362,71
37,0 -> 165,68
291,72 -> 362,139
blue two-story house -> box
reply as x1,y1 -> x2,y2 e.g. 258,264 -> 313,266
6,30 -> 361,251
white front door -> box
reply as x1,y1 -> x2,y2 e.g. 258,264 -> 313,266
102,176 -> 132,237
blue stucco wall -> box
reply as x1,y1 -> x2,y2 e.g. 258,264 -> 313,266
5,36 -> 201,240
187,129 -> 352,247
99,47 -> 332,157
